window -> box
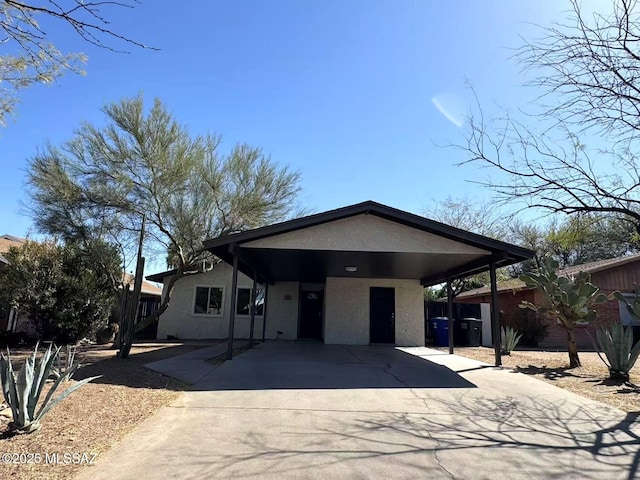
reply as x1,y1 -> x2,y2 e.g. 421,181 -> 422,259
619,294 -> 640,326
193,286 -> 224,315
236,287 -> 265,316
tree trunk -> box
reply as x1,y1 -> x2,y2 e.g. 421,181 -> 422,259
566,327 -> 581,368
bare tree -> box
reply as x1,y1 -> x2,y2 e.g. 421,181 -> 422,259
458,0 -> 640,231
0,0 -> 152,124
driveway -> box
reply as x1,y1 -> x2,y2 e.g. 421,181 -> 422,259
77,342 -> 639,480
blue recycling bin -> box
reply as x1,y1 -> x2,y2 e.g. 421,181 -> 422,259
429,317 -> 452,346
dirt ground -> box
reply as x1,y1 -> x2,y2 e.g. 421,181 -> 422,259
445,346 -> 640,412
0,342 -> 215,480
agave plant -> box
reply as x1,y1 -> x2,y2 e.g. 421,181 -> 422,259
51,344 -> 83,380
0,343 -> 100,434
595,324 -> 640,381
501,326 -> 522,355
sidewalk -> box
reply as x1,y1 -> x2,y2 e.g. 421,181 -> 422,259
144,341 -> 247,384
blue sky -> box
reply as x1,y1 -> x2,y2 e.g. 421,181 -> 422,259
0,1 -> 598,269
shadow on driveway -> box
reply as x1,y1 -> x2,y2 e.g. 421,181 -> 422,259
191,342 -> 476,391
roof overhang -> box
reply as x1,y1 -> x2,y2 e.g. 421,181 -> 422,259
202,201 -> 534,286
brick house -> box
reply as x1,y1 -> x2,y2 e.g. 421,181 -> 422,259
455,255 -> 640,349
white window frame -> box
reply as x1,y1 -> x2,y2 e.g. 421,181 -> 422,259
192,285 -> 225,317
235,286 -> 265,317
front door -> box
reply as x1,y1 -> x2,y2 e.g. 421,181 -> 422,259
370,287 -> 395,343
299,290 -> 324,339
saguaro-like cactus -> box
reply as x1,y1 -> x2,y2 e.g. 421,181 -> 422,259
519,258 -> 608,368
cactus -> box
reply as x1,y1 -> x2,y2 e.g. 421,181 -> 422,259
594,324 -> 640,380
519,257 -> 609,368
0,343 -> 100,434
500,326 -> 522,355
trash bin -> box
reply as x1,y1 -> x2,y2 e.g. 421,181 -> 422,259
429,317 -> 452,347
455,318 -> 482,347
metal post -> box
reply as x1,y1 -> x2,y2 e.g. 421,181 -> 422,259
261,282 -> 269,342
447,278 -> 454,354
490,260 -> 502,366
249,272 -> 257,348
227,249 -> 239,360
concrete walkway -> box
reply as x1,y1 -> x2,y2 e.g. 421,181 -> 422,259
144,341 -> 248,384
76,342 -> 640,480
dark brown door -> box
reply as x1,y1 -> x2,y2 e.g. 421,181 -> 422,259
299,290 -> 324,339
370,287 -> 395,343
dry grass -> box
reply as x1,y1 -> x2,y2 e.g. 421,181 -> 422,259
0,342 -> 212,480
446,346 -> 640,412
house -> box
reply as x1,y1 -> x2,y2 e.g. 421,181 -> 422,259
0,234 -> 27,331
147,201 -> 533,351
120,273 -> 163,339
455,254 -> 640,348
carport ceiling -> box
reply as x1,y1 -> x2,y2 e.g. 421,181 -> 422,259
234,248 -> 488,283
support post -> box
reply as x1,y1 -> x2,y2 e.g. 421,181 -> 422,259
447,278 -> 454,354
261,282 -> 269,342
227,247 -> 239,360
249,272 -> 257,348
490,260 -> 502,366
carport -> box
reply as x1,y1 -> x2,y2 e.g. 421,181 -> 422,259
204,201 -> 534,365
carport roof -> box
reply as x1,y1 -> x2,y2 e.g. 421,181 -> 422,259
202,201 -> 534,286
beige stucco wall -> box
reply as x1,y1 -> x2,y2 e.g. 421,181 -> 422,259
324,277 -> 424,346
263,282 -> 299,340
243,214 -> 489,255
157,263 -> 264,340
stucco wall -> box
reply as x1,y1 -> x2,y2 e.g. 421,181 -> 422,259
156,263 -> 264,340
243,214 -> 489,255
263,282 -> 299,340
324,277 -> 424,346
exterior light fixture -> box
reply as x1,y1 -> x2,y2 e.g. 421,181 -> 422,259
344,266 -> 358,273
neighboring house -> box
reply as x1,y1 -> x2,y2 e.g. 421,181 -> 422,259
456,254 -> 640,348
0,234 -> 27,331
120,273 -> 163,339
147,201 -> 533,347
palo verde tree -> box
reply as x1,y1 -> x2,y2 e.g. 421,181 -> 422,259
457,0 -> 640,234
26,94 -> 303,334
519,257 -> 609,368
0,0 -> 152,125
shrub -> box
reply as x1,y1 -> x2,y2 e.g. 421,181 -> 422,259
0,239 -> 121,344
0,343 -> 100,434
96,323 -> 119,345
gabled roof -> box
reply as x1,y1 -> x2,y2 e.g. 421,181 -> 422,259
203,201 -> 534,285
123,272 -> 163,296
0,235 -> 27,265
203,201 -> 533,257
0,234 -> 26,254
457,253 -> 640,299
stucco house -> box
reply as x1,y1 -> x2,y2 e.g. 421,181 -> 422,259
456,254 -> 640,348
148,201 -> 533,352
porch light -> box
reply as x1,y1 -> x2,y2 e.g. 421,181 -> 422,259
344,266 -> 358,273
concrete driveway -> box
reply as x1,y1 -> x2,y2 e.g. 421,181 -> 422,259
77,342 -> 639,480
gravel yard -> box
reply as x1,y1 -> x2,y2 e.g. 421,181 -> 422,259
0,342 -> 215,480
445,346 -> 640,412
